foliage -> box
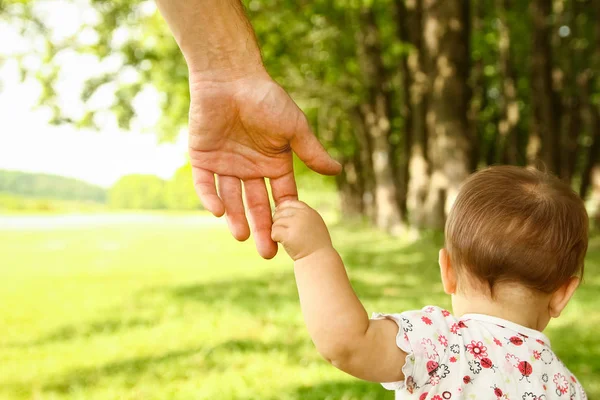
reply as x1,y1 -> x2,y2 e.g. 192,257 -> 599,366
109,174 -> 167,209
164,163 -> 202,211
0,217 -> 598,399
0,169 -> 107,203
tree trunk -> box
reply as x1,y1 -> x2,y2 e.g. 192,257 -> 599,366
579,81 -> 600,200
394,0 -> 413,223
496,0 -> 520,165
356,7 -> 404,234
396,0 -> 431,228
528,0 -> 562,173
579,0 -> 600,207
421,0 -> 472,229
336,153 -> 365,217
468,0 -> 484,171
350,107 -> 377,223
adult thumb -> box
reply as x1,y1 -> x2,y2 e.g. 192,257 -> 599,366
290,114 -> 342,176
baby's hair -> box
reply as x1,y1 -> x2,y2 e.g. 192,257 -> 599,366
445,165 -> 589,294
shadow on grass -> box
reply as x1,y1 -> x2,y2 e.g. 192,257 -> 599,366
273,380 -> 393,400
6,338 -> 309,396
4,317 -> 156,349
165,233 -> 447,313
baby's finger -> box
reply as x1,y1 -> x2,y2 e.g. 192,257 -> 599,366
276,200 -> 307,211
271,224 -> 288,242
273,207 -> 296,222
272,217 -> 291,228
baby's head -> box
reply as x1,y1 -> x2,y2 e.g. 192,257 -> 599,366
440,166 -> 588,325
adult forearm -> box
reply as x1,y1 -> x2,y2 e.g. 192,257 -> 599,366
294,248 -> 370,363
156,0 -> 264,80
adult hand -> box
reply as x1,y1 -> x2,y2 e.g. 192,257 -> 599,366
188,71 -> 341,259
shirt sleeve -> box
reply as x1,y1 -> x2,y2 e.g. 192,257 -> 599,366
372,306 -> 456,392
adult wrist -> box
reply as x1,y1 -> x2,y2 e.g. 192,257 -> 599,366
183,36 -> 266,83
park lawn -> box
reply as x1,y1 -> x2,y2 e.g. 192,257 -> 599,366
0,216 -> 598,400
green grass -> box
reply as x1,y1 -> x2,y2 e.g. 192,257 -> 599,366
0,215 -> 598,400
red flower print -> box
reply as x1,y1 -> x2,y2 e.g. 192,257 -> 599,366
450,323 -> 459,334
432,396 -> 442,400
425,306 -> 435,313
442,309 -> 450,317
450,356 -> 457,363
466,340 -> 488,359
494,337 -> 502,346
422,316 -> 433,325
533,350 -> 541,360
429,374 -> 441,386
554,373 -> 569,394
438,335 -> 448,347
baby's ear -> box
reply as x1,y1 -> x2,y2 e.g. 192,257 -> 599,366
439,249 -> 457,295
548,277 -> 580,318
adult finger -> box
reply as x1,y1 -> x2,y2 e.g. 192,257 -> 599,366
269,171 -> 298,206
192,168 -> 225,217
290,113 -> 341,176
244,178 -> 278,259
218,175 -> 250,241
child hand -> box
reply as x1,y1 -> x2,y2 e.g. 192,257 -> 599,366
271,200 -> 333,261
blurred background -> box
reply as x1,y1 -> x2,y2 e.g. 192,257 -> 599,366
0,0 -> 599,399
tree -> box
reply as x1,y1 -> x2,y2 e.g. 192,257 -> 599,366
165,163 -> 203,210
109,174 -> 166,209
421,0 -> 472,229
4,0 -> 600,230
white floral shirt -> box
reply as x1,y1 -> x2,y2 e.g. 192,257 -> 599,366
372,306 -> 587,400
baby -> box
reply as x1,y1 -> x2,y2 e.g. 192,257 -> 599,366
271,166 -> 589,399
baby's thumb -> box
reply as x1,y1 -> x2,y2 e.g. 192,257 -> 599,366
290,114 -> 341,176
271,224 -> 285,243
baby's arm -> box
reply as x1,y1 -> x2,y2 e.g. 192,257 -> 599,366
271,201 -> 406,382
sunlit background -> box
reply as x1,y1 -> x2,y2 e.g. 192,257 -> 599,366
0,0 -> 599,399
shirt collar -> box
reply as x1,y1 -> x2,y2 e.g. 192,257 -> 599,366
459,313 -> 552,347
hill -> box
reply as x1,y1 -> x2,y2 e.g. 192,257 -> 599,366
0,170 -> 107,203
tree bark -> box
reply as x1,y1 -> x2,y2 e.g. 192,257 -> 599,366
336,153 -> 365,217
350,107 -> 377,223
579,0 -> 600,208
468,0 -> 484,171
496,0 -> 520,165
421,0 -> 472,229
579,73 -> 600,200
396,0 -> 432,227
528,0 -> 562,173
356,7 -> 404,234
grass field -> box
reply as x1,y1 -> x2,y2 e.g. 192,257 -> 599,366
0,214 -> 599,400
